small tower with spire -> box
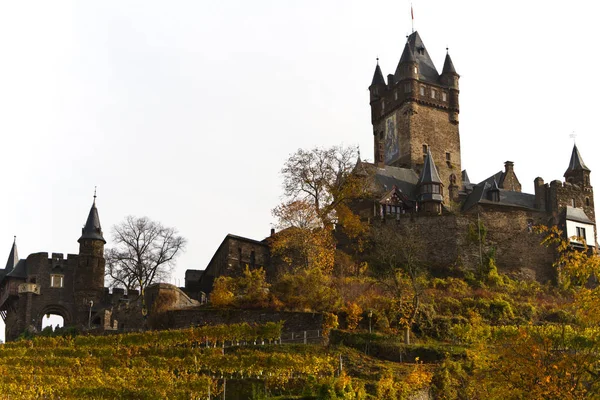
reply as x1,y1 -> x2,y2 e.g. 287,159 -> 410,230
564,144 -> 591,188
417,149 -> 444,214
75,190 -> 106,300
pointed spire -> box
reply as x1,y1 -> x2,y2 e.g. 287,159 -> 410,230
442,52 -> 457,75
78,193 -> 106,244
5,236 -> 18,271
370,60 -> 385,87
399,41 -> 416,64
418,149 -> 442,185
564,144 -> 590,175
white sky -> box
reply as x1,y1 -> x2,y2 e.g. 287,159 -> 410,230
1,1 -> 599,341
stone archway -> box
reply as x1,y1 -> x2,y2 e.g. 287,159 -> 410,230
37,304 -> 72,332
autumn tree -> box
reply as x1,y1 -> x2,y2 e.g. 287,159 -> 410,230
369,224 -> 425,344
105,216 -> 186,294
280,145 -> 365,229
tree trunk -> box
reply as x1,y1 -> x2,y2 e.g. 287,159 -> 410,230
404,327 -> 410,345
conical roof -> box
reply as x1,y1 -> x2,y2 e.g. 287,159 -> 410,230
370,63 -> 385,87
404,31 -> 440,83
418,149 -> 442,185
399,41 -> 416,64
564,144 -> 590,176
78,198 -> 106,244
5,237 -> 18,271
441,52 -> 457,75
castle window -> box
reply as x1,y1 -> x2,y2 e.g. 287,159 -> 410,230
423,144 -> 428,154
586,197 -> 590,207
431,89 -> 437,99
414,66 -> 418,74
404,83 -> 411,93
571,199 -> 576,207
446,152 -> 451,167
394,91 -> 398,101
577,227 -> 587,242
442,92 -> 447,102
381,100 -> 385,113
50,274 -> 63,288
419,86 -> 425,96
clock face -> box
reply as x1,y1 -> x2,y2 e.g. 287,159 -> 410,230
384,114 -> 399,164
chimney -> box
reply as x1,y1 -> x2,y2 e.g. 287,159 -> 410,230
387,74 -> 395,87
504,161 -> 514,174
270,228 -> 275,236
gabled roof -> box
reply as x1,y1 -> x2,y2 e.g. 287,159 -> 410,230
565,206 -> 593,224
379,186 -> 414,206
564,144 -> 590,176
418,149 -> 442,185
370,63 -> 386,87
441,52 -> 457,75
5,237 -> 18,271
78,199 -> 106,244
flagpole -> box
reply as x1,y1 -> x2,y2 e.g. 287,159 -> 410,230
411,3 -> 414,33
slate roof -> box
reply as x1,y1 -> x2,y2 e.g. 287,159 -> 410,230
6,259 -> 27,279
78,199 -> 106,244
370,63 -> 385,87
564,144 -> 590,175
441,52 -> 457,75
461,170 -> 470,184
5,238 -> 18,271
357,161 -> 419,199
400,31 -> 440,84
418,149 -> 442,185
462,181 -> 537,212
565,206 -> 593,224
398,41 -> 416,64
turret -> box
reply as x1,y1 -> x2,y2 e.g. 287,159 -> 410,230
369,60 -> 386,102
78,196 -> 106,257
417,149 -> 444,214
75,194 -> 106,295
395,41 -> 418,82
564,144 -> 591,188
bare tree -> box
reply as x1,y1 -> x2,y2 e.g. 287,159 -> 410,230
106,216 -> 186,294
281,145 -> 359,227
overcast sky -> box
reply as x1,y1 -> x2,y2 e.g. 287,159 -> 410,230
1,1 -> 599,340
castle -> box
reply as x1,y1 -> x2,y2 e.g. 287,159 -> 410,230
189,31 -> 597,296
0,198 -> 198,341
1,30 -> 596,340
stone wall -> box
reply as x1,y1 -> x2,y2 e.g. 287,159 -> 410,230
167,308 -> 323,333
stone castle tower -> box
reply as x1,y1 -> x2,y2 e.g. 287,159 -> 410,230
369,31 -> 461,203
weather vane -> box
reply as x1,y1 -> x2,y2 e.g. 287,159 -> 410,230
93,186 -> 97,200
569,131 -> 577,144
